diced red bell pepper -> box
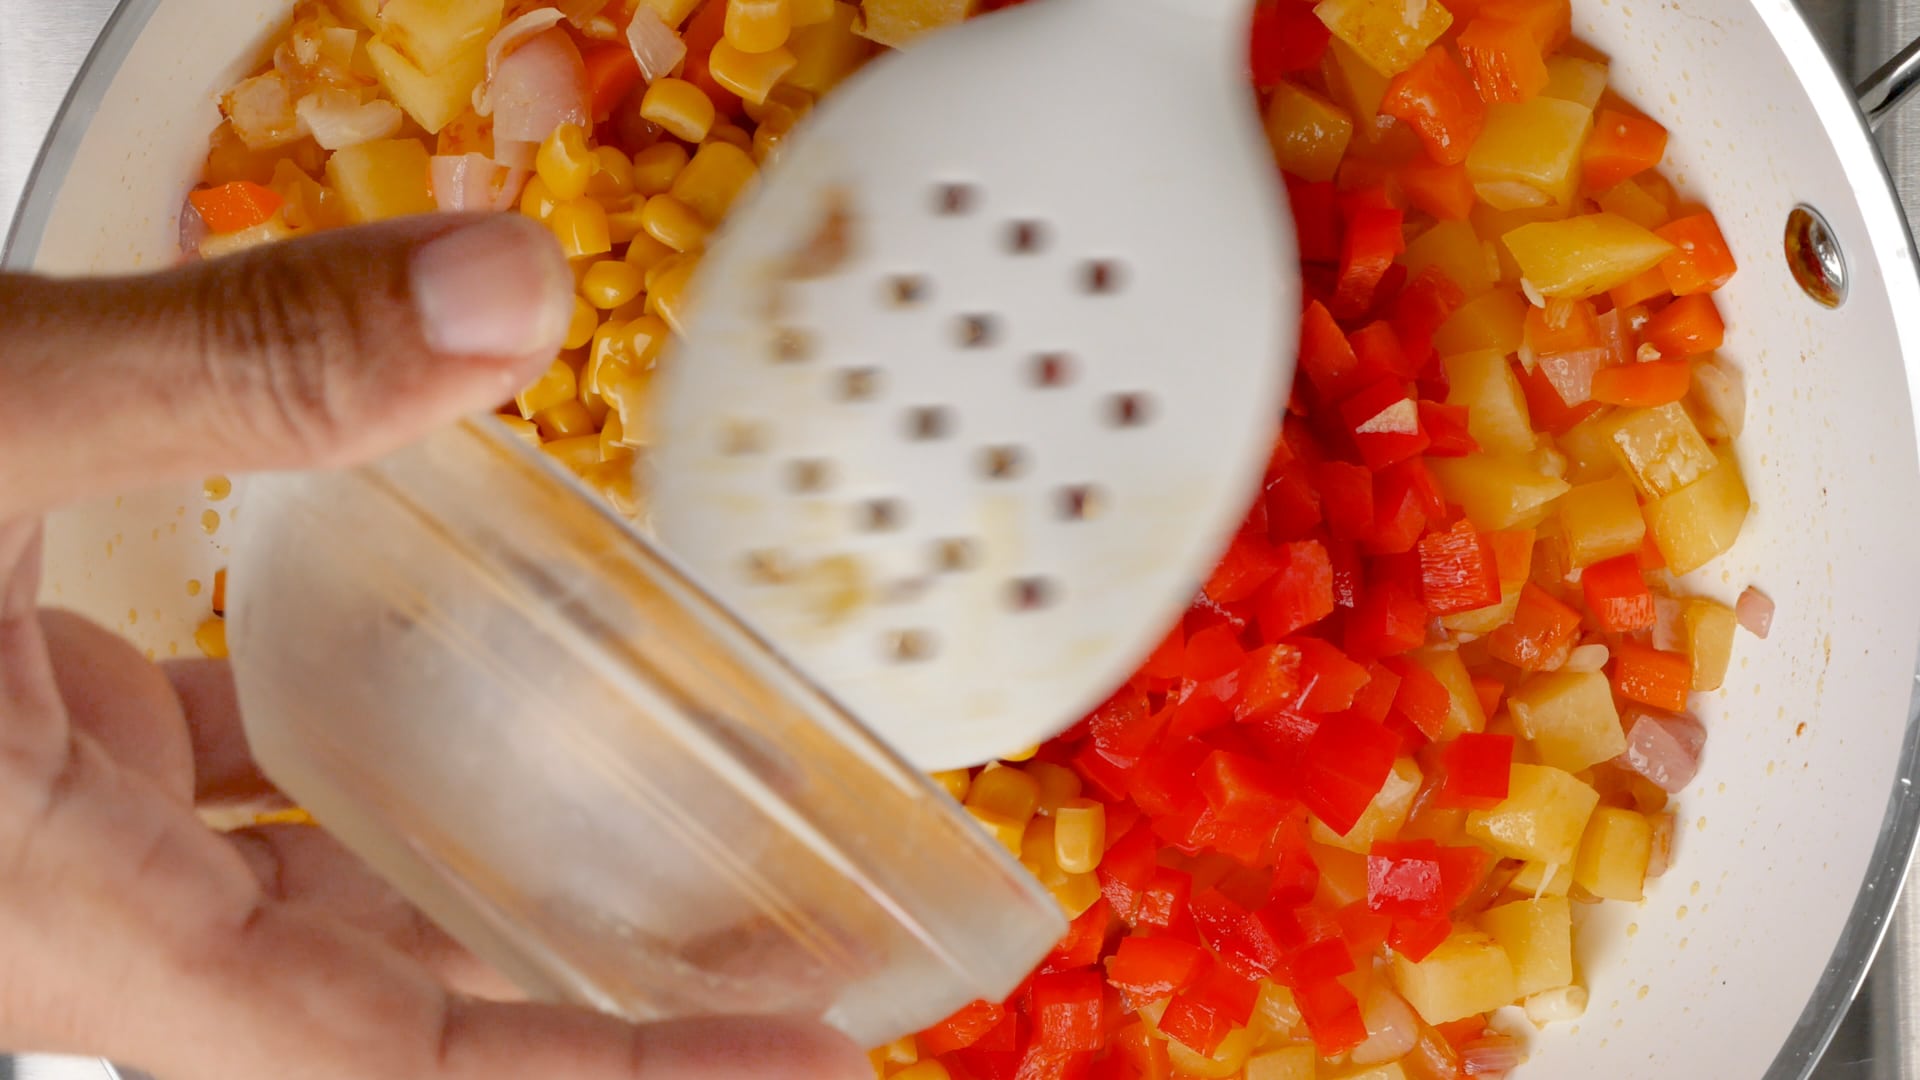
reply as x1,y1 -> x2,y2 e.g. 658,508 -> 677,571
582,42 -> 644,122
920,998 -> 1009,1056
1089,684 -> 1162,765
1198,751 -> 1294,825
1190,890 -> 1285,980
1266,466 -> 1325,541
1115,1022 -> 1172,1080
1206,529 -> 1284,603
1515,358 -> 1606,435
1457,17 -> 1548,102
1183,624 -> 1245,683
1366,839 -> 1448,919
1235,642 -> 1306,723
1288,177 -> 1342,264
1419,401 -> 1478,457
1105,936 -> 1206,1004
1583,106 -> 1669,191
1366,465 -> 1432,555
1345,581 -> 1430,659
1301,714 -> 1400,834
1435,842 -> 1492,909
1399,156 -> 1477,220
1340,380 -> 1430,471
1158,994 -> 1232,1057
1656,212 -> 1738,295
1142,623 -> 1186,682
1350,320 -> 1414,384
1383,656 -> 1451,741
1380,47 -> 1486,165
1044,901 -> 1113,973
1072,741 -> 1135,802
188,180 -> 284,234
1098,821 -> 1159,922
1392,266 -> 1469,366
1334,206 -> 1407,319
1487,582 -> 1583,670
1317,461 -> 1376,541
1185,959 -> 1261,1025
1294,637 -> 1374,712
1299,299 -> 1364,401
1612,641 -> 1693,711
1129,739 -> 1211,819
1135,867 -> 1196,935
1295,978 -> 1369,1055
1417,519 -> 1502,615
1032,970 -> 1106,1053
679,0 -> 745,117
1389,915 -> 1455,962
1581,554 -> 1656,631
1349,661 -> 1404,725
1470,673 -> 1507,719
1590,359 -> 1691,407
1256,540 -> 1336,639
1016,1049 -> 1092,1080
1435,732 -> 1515,809
1249,0 -> 1332,87
1329,536 -> 1365,610
1642,293 -> 1725,358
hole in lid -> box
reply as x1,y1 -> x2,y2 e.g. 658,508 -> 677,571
787,458 -> 835,493
980,445 -> 1027,480
1109,392 -> 1153,427
886,627 -> 937,662
934,537 -> 979,572
743,549 -> 794,584
956,313 -> 999,348
1008,576 -> 1056,611
1031,352 -> 1072,388
771,327 -> 815,362
837,367 -> 881,401
907,405 -> 953,440
859,497 -> 905,532
936,183 -> 977,216
1082,259 -> 1124,295
887,274 -> 930,307
1007,220 -> 1048,254
1058,483 -> 1105,520
719,419 -> 770,455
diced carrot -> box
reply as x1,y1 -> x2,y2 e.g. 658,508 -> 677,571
1655,212 -> 1738,296
1399,157 -> 1477,220
582,43 -> 644,122
1640,293 -> 1725,359
1589,359 -> 1691,407
1581,107 -> 1669,192
1380,48 -> 1486,166
188,180 -> 284,234
1612,641 -> 1692,711
1457,18 -> 1549,103
1487,582 -> 1583,670
1580,554 -> 1655,631
1608,265 -> 1671,310
1476,0 -> 1571,52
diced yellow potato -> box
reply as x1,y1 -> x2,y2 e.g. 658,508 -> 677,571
1556,473 -> 1646,568
1542,56 -> 1608,108
1245,1045 -> 1317,1080
1312,757 -> 1423,853
1555,412 -> 1624,484
1265,83 -> 1354,184
1510,859 -> 1572,897
1503,213 -> 1675,299
786,2 -> 871,93
367,37 -> 486,134
377,0 -> 502,74
1445,350 -> 1535,456
1313,0 -> 1452,77
1167,1025 -> 1259,1078
1339,1065 -> 1409,1080
1573,806 -> 1652,901
1465,763 -> 1599,864
1597,176 -> 1671,230
337,0 -> 384,29
1508,670 -> 1626,773
1253,981 -> 1304,1036
198,212 -> 296,259
1434,289 -> 1527,356
1406,220 -> 1497,298
1474,201 -> 1572,282
1430,454 -> 1572,532
1391,930 -> 1518,1025
1684,597 -> 1738,690
1467,97 -> 1593,210
1646,449 -> 1750,575
1322,38 -> 1389,128
1607,402 -> 1716,499
855,0 -> 976,47
325,138 -> 435,222
1442,586 -> 1521,635
1476,896 -> 1574,997
1408,647 -> 1489,739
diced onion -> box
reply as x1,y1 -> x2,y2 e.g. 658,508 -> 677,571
1352,986 -> 1420,1065
1462,1035 -> 1526,1076
295,90 -> 402,150
1596,307 -> 1635,367
494,139 -> 538,170
430,153 -> 530,212
626,5 -> 688,82
1737,585 -> 1775,638
1651,592 -> 1686,652
476,7 -> 570,115
1540,346 -> 1611,407
1564,643 -> 1610,672
178,197 -> 210,258
1619,710 -> 1705,793
221,72 -> 303,150
1693,355 -> 1746,438
1522,985 -> 1588,1025
490,28 -> 591,143
1356,397 -> 1419,435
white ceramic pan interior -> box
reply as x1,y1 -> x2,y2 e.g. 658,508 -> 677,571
9,0 -> 1920,1075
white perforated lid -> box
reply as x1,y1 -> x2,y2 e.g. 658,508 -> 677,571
651,0 -> 1298,769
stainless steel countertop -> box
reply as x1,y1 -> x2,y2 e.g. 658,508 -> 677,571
0,0 -> 1913,1077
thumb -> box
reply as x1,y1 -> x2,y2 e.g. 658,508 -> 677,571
0,213 -> 571,516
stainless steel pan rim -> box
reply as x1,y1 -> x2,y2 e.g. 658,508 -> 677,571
8,0 -> 1920,1077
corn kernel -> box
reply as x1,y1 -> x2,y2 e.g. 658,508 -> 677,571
930,768 -> 971,802
709,38 -> 798,106
549,197 -> 612,258
603,367 -> 658,445
495,414 -> 542,447
1054,798 -> 1106,875
536,122 -> 598,200
587,145 -> 636,201
726,0 -> 792,53
564,296 -> 599,349
585,320 -> 633,394
582,259 -> 647,309
966,764 -> 1041,823
582,388 -> 611,425
671,141 -> 758,224
647,255 -> 700,333
742,82 -> 814,123
534,399 -> 596,440
1024,762 -> 1083,814
967,805 -> 1027,855
632,143 -> 691,196
194,617 -> 229,659
790,0 -> 834,28
622,314 -> 672,368
893,1064 -> 950,1080
543,433 -> 602,472
879,1035 -> 918,1066
641,0 -> 701,27
600,411 -> 627,457
645,252 -> 691,293
606,201 -> 648,245
640,193 -> 712,252
1019,817 -> 1069,887
519,174 -> 558,220
707,123 -> 755,152
581,458 -> 641,517
515,358 -> 578,417
640,77 -> 716,143
1050,872 -> 1103,918
1000,744 -> 1040,763
752,104 -> 800,163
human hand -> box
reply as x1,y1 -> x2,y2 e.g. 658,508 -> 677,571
0,214 -> 867,1080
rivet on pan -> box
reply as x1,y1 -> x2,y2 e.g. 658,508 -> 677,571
907,405 -> 953,440
836,368 -> 881,401
886,274 -> 930,307
742,549 -> 794,584
1109,392 -> 1153,427
787,458 -> 835,493
885,628 -> 937,662
935,183 -> 977,215
934,537 -> 979,571
718,419 -> 770,455
1031,352 -> 1073,388
1083,259 -> 1124,295
1784,204 -> 1847,309
771,327 -> 815,362
957,313 -> 999,347
981,445 -> 1027,479
1008,220 -> 1048,254
859,498 -> 905,531
1059,484 -> 1105,520
1008,576 -> 1056,611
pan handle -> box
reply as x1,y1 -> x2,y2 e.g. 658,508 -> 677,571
1860,34 -> 1920,128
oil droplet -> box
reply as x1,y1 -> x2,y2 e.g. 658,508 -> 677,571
187,579 -> 202,597
127,608 -> 138,625
151,527 -> 161,541
1690,881 -> 1701,896
1696,816 -> 1708,831
1676,905 -> 1689,919
1626,922 -> 1639,937
201,510 -> 221,535
1637,986 -> 1650,1000
167,641 -> 180,657
203,475 -> 233,501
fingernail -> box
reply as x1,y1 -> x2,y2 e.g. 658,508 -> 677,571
411,215 -> 571,360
